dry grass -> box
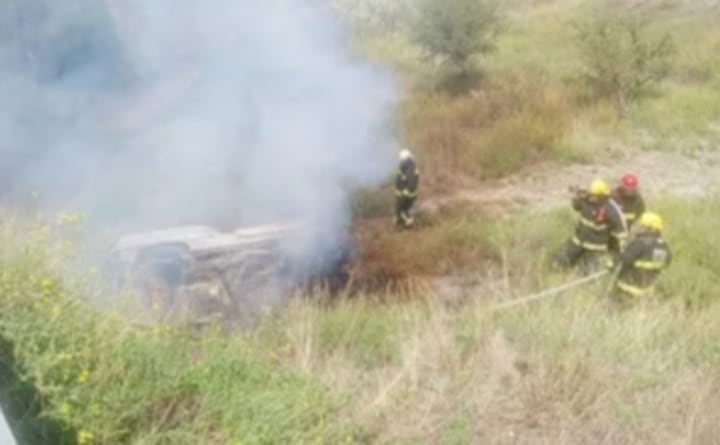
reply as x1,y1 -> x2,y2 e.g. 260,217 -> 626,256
401,75 -> 572,191
267,293 -> 720,445
350,208 -> 498,290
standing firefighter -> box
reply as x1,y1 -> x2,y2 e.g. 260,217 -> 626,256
395,149 -> 419,228
608,212 -> 671,305
554,179 -> 628,273
612,173 -> 646,229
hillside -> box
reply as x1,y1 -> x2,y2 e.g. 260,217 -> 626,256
2,1 -> 720,445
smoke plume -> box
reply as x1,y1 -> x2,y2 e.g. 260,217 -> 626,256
0,0 -> 397,272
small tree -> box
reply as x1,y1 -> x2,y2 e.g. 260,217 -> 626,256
412,0 -> 501,92
573,9 -> 674,116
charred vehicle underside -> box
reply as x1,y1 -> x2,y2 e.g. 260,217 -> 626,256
105,223 -> 353,325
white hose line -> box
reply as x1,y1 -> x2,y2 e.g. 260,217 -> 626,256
485,270 -> 610,312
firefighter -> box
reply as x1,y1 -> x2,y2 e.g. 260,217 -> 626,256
554,179 -> 628,273
608,212 -> 671,306
612,173 -> 646,229
395,149 -> 419,229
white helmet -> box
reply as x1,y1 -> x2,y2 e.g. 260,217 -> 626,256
399,149 -> 413,161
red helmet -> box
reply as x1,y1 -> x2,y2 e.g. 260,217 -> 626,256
620,173 -> 638,189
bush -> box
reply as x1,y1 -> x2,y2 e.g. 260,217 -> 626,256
411,0 -> 502,92
573,5 -> 675,116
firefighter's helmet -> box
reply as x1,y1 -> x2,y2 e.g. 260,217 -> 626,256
620,173 -> 639,190
639,212 -> 664,232
399,149 -> 413,161
588,179 -> 610,196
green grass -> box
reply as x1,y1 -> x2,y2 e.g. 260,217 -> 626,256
630,84 -> 720,141
4,1 -> 720,443
485,0 -> 583,79
3,191 -> 720,444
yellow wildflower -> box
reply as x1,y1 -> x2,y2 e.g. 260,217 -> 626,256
77,429 -> 94,445
77,369 -> 90,384
41,278 -> 54,290
60,402 -> 72,416
51,306 -> 61,317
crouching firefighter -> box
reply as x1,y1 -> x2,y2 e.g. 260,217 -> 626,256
612,173 -> 646,229
395,149 -> 419,229
607,212 -> 671,305
554,179 -> 628,273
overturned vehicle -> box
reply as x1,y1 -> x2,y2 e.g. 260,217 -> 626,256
104,223 -> 353,325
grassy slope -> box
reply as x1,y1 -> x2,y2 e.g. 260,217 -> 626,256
3,1 -> 720,444
352,0 -> 720,284
3,194 -> 720,444
363,0 -> 720,188
495,0 -> 720,149
0,220 -> 357,445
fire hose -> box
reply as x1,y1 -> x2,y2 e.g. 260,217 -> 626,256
486,269 -> 612,312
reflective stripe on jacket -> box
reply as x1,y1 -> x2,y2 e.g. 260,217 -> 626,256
611,189 -> 646,227
395,158 -> 419,198
615,233 -> 672,297
571,195 -> 627,252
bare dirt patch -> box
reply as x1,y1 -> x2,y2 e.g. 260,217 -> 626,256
421,149 -> 720,215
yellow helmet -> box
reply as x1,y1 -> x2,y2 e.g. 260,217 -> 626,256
588,179 -> 610,196
639,212 -> 664,232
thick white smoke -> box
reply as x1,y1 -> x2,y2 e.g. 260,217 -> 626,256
0,0 -> 397,271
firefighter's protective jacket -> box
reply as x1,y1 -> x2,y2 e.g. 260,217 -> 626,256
395,159 -> 419,198
611,188 -> 646,227
571,194 -> 628,252
614,233 -> 672,296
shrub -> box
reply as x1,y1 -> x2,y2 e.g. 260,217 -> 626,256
411,0 -> 502,92
572,5 -> 675,116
